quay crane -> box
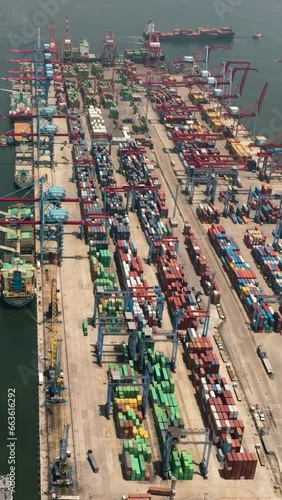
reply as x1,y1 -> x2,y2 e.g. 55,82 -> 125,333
101,31 -> 117,67
211,66 -> 257,104
146,32 -> 161,67
45,274 -> 67,405
220,60 -> 251,81
192,44 -> 231,72
50,424 -> 74,489
0,179 -> 161,264
62,17 -> 72,63
225,82 -> 268,137
7,37 -> 61,167
254,132 -> 282,181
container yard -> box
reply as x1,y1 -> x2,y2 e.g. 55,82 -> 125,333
1,18 -> 282,500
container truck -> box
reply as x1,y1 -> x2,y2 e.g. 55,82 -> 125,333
257,345 -> 274,379
87,449 -> 99,473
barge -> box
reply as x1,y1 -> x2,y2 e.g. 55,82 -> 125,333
143,20 -> 235,42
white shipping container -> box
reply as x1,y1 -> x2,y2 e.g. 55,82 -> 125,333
38,372 -> 44,385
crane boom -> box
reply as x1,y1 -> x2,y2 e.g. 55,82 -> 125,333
60,424 -> 69,462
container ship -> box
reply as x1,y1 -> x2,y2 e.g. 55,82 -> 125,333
9,89 -> 33,120
143,20 -> 235,42
0,204 -> 35,307
4,205 -> 34,261
0,257 -> 36,307
14,144 -> 34,188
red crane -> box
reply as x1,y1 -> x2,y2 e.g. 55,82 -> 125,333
266,131 -> 282,147
223,82 -> 268,137
49,21 -> 57,52
0,131 -> 79,139
222,60 -> 251,78
192,45 -> 231,71
185,77 -> 230,87
211,66 -> 257,101
102,184 -> 159,194
238,82 -> 268,118
183,153 -> 247,169
155,104 -> 198,113
62,17 -> 72,63
171,131 -> 224,141
146,33 -> 161,67
0,218 -> 109,226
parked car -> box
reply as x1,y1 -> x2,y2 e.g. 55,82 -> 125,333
258,410 -> 265,422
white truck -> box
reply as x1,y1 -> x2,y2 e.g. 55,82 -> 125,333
257,345 -> 274,379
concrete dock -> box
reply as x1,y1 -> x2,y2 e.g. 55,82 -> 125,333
0,476 -> 12,500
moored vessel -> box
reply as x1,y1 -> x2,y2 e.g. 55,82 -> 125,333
0,257 -> 36,307
143,20 -> 235,42
14,145 -> 34,188
0,134 -> 7,147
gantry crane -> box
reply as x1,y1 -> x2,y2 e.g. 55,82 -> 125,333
248,131 -> 282,181
162,427 -> 212,479
48,21 -> 57,53
46,274 -> 67,405
101,31 -> 117,67
0,178 -> 107,263
221,60 -> 251,81
105,365 -> 152,419
50,424 -> 74,489
92,286 -> 165,327
7,38 -> 60,166
226,82 -> 268,137
212,66 -> 257,104
102,183 -> 159,212
62,17 -> 72,63
193,45 -> 231,72
0,180 -> 111,264
252,294 -> 282,332
146,32 -> 161,67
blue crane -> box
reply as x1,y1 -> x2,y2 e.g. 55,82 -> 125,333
50,424 -> 74,489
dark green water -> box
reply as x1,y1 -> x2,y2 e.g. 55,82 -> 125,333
0,130 -> 39,498
0,0 -> 281,498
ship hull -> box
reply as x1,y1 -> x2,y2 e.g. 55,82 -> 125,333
14,179 -> 33,189
143,32 -> 235,42
3,296 -> 34,307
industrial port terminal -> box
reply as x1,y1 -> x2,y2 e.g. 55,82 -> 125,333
2,17 -> 282,500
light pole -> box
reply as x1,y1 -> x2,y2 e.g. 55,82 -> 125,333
172,183 -> 180,220
145,89 -> 150,123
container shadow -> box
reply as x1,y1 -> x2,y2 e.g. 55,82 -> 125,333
98,403 -> 108,419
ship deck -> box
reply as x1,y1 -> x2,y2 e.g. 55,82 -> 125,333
15,160 -> 33,172
14,121 -> 32,142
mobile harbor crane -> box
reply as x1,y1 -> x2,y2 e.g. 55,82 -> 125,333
50,424 -> 74,490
